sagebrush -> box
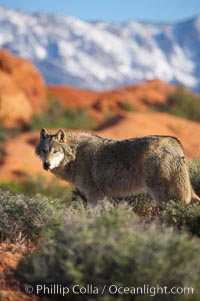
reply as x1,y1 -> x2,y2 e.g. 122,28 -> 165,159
0,156 -> 199,300
31,95 -> 95,130
162,86 -> 200,122
0,190 -> 65,242
16,205 -> 200,301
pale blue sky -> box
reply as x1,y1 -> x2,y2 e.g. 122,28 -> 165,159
0,0 -> 199,22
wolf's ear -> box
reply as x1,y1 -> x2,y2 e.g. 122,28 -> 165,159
56,129 -> 66,142
40,128 -> 49,139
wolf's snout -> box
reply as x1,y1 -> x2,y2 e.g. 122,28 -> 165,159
43,162 -> 50,170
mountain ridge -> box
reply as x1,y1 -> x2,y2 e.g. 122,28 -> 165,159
0,6 -> 200,92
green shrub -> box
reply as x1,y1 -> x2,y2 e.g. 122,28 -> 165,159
118,101 -> 135,112
0,190 -> 65,242
0,175 -> 73,201
112,193 -> 159,219
16,206 -> 200,300
0,124 -> 24,140
0,125 -> 8,142
0,124 -> 23,164
31,95 -> 95,130
160,200 -> 200,237
162,86 -> 200,122
189,158 -> 200,196
0,146 -> 5,165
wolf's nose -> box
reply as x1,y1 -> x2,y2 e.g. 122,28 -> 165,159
44,162 -> 50,170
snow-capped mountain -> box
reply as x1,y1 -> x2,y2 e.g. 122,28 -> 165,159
0,6 -> 200,92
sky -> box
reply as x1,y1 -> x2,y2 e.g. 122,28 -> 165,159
0,0 -> 200,23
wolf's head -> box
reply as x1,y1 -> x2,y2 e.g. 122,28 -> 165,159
36,128 -> 74,171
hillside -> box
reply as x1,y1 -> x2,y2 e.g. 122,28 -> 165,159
48,79 -> 174,113
0,7 -> 200,92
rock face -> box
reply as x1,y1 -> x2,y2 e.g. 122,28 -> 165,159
0,70 -> 32,127
48,79 -> 174,111
48,79 -> 175,122
92,79 -> 175,115
0,49 -> 47,127
48,85 -> 98,109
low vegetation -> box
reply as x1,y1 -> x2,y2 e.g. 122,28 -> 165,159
0,174 -> 73,200
0,190 -> 65,242
118,100 -> 135,112
0,158 -> 199,300
31,95 -> 95,130
0,146 -> 5,165
162,86 -> 200,122
15,204 -> 200,301
160,201 -> 200,236
0,124 -> 8,142
0,124 -> 23,165
189,158 -> 200,196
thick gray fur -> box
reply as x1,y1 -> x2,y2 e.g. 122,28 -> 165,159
36,128 -> 200,206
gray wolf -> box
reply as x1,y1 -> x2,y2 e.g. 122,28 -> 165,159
36,128 -> 200,206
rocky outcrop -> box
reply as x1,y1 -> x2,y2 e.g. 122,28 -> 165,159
48,85 -> 98,109
92,79 -> 175,115
0,49 -> 47,127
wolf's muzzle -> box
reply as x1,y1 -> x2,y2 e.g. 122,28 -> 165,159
43,162 -> 50,170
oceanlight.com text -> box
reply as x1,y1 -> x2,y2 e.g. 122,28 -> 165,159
23,283 -> 194,297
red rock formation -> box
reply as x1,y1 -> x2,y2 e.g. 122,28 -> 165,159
48,85 -> 98,109
0,71 -> 32,127
92,79 -> 175,114
0,49 -> 47,127
48,80 -> 175,122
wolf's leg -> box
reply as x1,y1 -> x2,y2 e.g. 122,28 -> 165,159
72,188 -> 87,207
145,156 -> 192,206
147,183 -> 171,208
170,161 -> 192,204
191,186 -> 200,202
147,175 -> 191,206
86,190 -> 106,207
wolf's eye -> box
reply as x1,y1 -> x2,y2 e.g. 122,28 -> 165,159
53,150 -> 58,154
